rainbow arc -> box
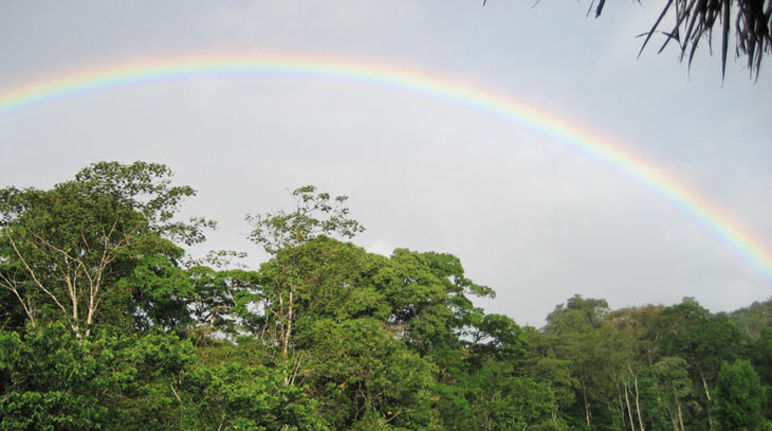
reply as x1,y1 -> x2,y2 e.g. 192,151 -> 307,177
1,52 -> 770,280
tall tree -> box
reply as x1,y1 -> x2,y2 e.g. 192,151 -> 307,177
300,317 -> 437,430
543,295 -> 616,430
246,185 -> 364,374
0,162 -> 211,338
714,359 -> 765,431
654,298 -> 746,428
651,356 -> 694,431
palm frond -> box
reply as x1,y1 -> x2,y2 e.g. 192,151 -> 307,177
593,0 -> 771,79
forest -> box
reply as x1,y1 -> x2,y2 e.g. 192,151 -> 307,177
0,161 -> 770,431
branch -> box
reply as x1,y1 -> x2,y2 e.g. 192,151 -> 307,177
4,231 -> 68,315
169,382 -> 185,408
0,271 -> 36,327
28,230 -> 96,288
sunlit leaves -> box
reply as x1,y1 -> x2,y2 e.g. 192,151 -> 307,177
246,185 -> 364,255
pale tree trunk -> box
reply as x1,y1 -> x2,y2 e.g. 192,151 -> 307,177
283,287 -> 294,359
278,293 -> 286,356
281,286 -> 295,387
2,232 -> 70,331
624,379 -> 636,431
616,385 -> 627,431
582,379 -> 592,429
2,227 -> 123,339
669,411 -> 679,431
551,405 -> 561,429
662,393 -> 678,431
0,280 -> 36,327
631,368 -> 645,431
676,399 -> 686,431
64,273 -> 82,338
701,373 -> 712,401
698,369 -> 714,429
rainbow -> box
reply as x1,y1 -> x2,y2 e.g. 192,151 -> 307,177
1,52 -> 770,280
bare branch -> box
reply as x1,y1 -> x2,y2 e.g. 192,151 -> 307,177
0,272 -> 36,327
4,231 -> 68,315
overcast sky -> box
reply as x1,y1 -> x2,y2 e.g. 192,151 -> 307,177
1,1 -> 770,326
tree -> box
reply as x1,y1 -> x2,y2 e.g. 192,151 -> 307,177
591,0 -> 771,79
0,323 -> 196,431
246,185 -> 364,366
601,307 -> 663,431
653,298 -> 747,429
246,185 -> 364,255
651,356 -> 693,431
181,356 -> 329,431
731,298 -> 772,339
461,364 -> 568,431
543,295 -> 617,430
0,162 -> 212,338
300,317 -> 438,430
714,359 -> 765,431
373,248 -> 495,359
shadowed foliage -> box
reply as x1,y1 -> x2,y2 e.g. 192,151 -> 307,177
485,0 -> 771,79
592,0 -> 771,79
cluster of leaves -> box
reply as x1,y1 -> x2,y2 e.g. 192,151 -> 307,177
1,161 -> 770,430
591,0 -> 771,79
494,0 -> 771,79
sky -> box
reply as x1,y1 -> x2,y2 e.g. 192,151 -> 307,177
1,1 -> 770,326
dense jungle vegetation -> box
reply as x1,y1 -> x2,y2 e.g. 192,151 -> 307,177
1,161 -> 770,430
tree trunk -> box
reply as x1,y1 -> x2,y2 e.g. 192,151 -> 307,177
624,379 -> 636,431
282,287 -> 294,359
279,285 -> 296,387
676,400 -> 686,431
616,383 -> 627,431
633,372 -> 645,431
699,370 -> 715,429
669,410 -> 679,431
582,379 -> 592,430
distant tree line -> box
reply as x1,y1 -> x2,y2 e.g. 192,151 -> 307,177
1,161 -> 770,430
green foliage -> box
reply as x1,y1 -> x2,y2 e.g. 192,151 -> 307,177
732,298 -> 772,339
118,251 -> 194,331
2,164 -> 771,430
440,360 -> 568,431
0,323 -> 195,430
373,248 -> 494,359
264,237 -> 390,325
301,317 -> 437,429
651,298 -> 749,428
545,294 -> 609,332
246,185 -> 364,255
181,361 -> 328,431
185,264 -> 263,338
715,359 -> 765,431
0,161 -> 211,337
542,295 -> 619,429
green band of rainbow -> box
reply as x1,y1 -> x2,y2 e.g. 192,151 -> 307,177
1,52 -> 770,281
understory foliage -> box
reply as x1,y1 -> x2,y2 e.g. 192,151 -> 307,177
1,161 -> 770,430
